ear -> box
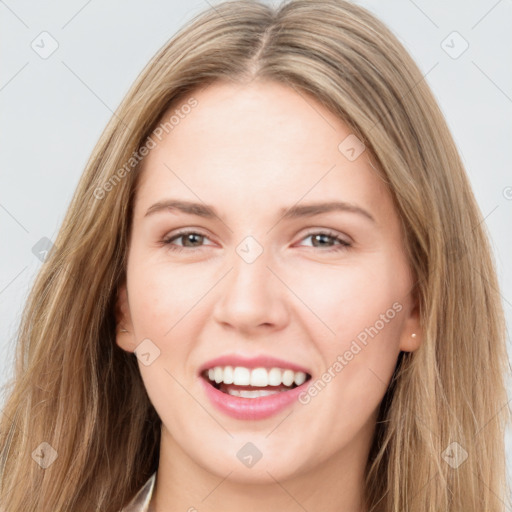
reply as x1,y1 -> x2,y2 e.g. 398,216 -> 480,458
398,294 -> 422,352
115,282 -> 136,353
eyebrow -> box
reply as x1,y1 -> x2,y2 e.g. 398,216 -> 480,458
144,199 -> 376,224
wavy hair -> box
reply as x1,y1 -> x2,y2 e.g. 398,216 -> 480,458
1,1 -> 510,510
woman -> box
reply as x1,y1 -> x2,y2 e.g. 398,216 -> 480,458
0,1 -> 510,511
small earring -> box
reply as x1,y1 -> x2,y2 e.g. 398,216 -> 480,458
119,328 -> 129,334
411,333 -> 417,338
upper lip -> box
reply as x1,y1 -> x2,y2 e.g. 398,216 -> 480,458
198,354 -> 311,376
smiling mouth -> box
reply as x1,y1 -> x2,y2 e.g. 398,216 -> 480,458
201,367 -> 312,398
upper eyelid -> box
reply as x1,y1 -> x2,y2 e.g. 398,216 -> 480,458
164,229 -> 215,244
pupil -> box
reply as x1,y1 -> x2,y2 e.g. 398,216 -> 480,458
184,234 -> 202,246
313,234 -> 331,246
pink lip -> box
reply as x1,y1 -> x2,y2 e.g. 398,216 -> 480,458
198,354 -> 312,420
198,354 -> 311,375
199,376 -> 311,420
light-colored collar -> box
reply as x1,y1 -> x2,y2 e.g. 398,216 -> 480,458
121,472 -> 156,511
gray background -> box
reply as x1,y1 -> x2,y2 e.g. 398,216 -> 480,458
1,0 -> 511,498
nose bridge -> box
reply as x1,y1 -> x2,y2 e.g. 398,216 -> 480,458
213,236 -> 288,330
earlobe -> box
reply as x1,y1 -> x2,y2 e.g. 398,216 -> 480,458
399,297 -> 422,352
400,331 -> 422,352
115,283 -> 136,352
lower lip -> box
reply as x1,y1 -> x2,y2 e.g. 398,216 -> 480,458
199,377 -> 310,420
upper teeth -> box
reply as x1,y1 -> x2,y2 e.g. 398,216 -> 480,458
206,366 -> 308,387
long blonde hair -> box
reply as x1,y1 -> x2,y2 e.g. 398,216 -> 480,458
1,1 -> 510,510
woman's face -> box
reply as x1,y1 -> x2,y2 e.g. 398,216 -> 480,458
117,79 -> 421,484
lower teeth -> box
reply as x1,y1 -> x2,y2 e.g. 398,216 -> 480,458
206,377 -> 302,398
227,389 -> 283,398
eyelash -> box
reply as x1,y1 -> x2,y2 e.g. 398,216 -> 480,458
162,229 -> 352,253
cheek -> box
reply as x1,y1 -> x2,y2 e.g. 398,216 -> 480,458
126,253 -> 212,337
295,264 -> 405,453
290,255 -> 406,344
295,256 -> 406,403
125,257 -> 207,412
125,253 -> 218,396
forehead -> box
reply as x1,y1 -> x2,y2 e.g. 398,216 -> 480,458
145,79 -> 353,165
135,80 -> 391,221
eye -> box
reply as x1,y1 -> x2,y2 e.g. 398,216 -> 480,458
162,230 -> 214,252
161,229 -> 352,253
297,230 -> 352,252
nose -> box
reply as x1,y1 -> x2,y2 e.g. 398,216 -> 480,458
212,248 -> 290,334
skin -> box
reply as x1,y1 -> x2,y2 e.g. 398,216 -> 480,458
116,79 -> 422,512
